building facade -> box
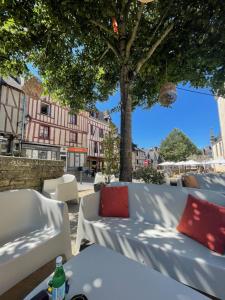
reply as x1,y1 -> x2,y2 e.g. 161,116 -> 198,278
0,77 -> 24,155
211,96 -> 225,159
144,147 -> 162,168
87,111 -> 110,172
0,77 -> 111,173
132,146 -> 146,170
24,93 -> 89,172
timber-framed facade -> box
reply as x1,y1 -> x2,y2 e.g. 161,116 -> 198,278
0,77 -> 111,174
0,77 -> 24,154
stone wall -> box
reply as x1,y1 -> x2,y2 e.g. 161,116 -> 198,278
0,156 -> 64,192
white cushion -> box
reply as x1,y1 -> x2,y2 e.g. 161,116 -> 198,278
0,227 -> 59,265
86,217 -> 225,298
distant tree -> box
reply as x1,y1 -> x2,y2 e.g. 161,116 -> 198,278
160,129 -> 201,162
102,123 -> 120,181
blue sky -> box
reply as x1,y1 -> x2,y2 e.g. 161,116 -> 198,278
96,86 -> 220,149
29,65 -> 220,149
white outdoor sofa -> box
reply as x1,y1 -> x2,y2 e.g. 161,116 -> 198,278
42,174 -> 78,203
179,173 -> 225,192
75,182 -> 225,299
94,172 -> 118,184
0,189 -> 72,295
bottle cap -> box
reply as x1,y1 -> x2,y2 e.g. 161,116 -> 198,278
56,256 -> 63,266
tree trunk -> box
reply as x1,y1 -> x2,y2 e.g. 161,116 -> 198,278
119,64 -> 132,182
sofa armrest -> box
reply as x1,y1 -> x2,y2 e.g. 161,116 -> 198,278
37,192 -> 67,229
75,192 -> 100,254
79,192 -> 100,220
36,192 -> 72,259
43,178 -> 59,193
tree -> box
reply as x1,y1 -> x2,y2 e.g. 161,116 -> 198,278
102,122 -> 120,181
1,1 -> 225,181
159,128 -> 201,162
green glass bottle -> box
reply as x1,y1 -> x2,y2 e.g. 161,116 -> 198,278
51,256 -> 66,300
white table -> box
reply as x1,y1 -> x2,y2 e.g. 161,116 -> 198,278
25,245 -> 209,300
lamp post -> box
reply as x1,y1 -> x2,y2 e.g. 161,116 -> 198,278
17,113 -> 31,155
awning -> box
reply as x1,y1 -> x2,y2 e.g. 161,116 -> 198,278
68,147 -> 88,153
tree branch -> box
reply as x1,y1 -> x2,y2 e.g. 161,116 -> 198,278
103,37 -> 120,59
125,3 -> 144,60
135,23 -> 174,74
90,20 -> 118,40
98,48 -> 109,62
148,3 -> 173,47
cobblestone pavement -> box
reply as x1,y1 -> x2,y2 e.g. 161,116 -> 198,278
68,188 -> 94,255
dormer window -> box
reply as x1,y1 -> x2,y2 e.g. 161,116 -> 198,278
41,103 -> 50,116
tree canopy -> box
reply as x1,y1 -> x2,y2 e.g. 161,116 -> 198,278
159,128 -> 202,162
1,1 -> 225,103
1,0 -> 225,180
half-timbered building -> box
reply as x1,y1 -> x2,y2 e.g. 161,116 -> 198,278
24,92 -> 89,171
0,77 -> 113,174
87,110 -> 110,172
0,77 -> 24,154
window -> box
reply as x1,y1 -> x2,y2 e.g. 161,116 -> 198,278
94,141 -> 98,153
52,151 -> 57,160
100,143 -> 103,154
91,125 -> 94,135
41,103 -> 50,115
70,132 -> 78,143
75,153 -> 80,167
39,126 -> 50,139
38,151 -> 47,160
136,159 -> 139,165
47,151 -> 51,160
32,150 -> 38,159
99,128 -> 104,138
80,153 -> 85,166
26,149 -> 32,158
69,152 -> 75,167
69,114 -> 77,125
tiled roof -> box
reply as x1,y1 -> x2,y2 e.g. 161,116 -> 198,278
0,76 -> 23,90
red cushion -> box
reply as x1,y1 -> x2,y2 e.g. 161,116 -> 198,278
99,186 -> 129,218
177,194 -> 225,254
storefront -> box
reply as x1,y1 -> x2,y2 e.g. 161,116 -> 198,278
22,142 -> 60,160
67,147 -> 88,172
87,156 -> 104,173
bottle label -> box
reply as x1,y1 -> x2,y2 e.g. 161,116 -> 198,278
52,282 -> 65,300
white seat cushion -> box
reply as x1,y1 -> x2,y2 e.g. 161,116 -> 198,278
86,217 -> 225,298
91,217 -> 224,264
0,227 -> 60,265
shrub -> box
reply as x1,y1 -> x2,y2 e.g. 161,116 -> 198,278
133,166 -> 165,184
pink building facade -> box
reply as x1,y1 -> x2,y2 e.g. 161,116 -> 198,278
0,77 -> 111,173
24,93 -> 89,171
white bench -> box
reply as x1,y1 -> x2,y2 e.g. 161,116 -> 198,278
42,174 -> 78,203
0,189 -> 72,295
76,182 -> 225,299
180,173 -> 225,192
